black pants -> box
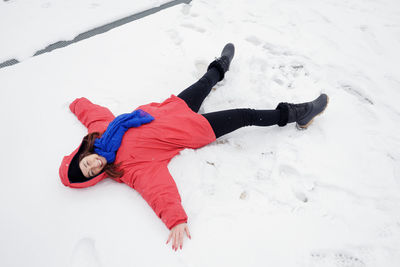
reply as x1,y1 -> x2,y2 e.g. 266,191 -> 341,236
177,67 -> 281,139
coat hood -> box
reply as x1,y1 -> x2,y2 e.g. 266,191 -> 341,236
59,138 -> 107,188
59,97 -> 114,189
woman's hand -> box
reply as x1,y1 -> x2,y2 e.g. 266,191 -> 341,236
166,222 -> 191,251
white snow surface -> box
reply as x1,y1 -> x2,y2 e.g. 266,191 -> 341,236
1,0 -> 400,266
0,0 -> 171,62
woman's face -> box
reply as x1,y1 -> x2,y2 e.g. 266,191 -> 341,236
79,153 -> 107,178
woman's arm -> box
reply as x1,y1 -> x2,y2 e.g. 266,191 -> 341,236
69,97 -> 115,133
121,163 -> 191,249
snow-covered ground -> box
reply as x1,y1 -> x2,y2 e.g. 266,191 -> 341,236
0,0 -> 172,62
1,0 -> 400,266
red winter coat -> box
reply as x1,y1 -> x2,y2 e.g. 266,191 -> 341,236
59,95 -> 216,229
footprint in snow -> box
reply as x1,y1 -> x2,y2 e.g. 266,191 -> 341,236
181,4 -> 199,17
310,250 -> 365,267
180,23 -> 206,33
279,164 -> 310,203
181,4 -> 191,15
167,29 -> 183,46
245,35 -> 263,46
279,164 -> 300,178
90,3 -> 100,9
41,2 -> 51,8
262,42 -> 293,56
70,237 -> 102,267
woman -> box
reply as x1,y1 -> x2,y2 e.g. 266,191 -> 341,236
59,43 -> 328,251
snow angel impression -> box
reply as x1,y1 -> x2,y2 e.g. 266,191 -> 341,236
59,43 -> 329,251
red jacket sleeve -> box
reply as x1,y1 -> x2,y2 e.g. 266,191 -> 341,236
69,97 -> 115,133
121,163 -> 188,230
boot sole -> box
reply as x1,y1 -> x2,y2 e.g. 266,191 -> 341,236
296,95 -> 330,129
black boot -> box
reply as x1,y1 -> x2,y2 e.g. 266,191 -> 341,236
207,43 -> 235,81
276,94 -> 329,128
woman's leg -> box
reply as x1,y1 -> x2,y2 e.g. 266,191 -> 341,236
203,93 -> 329,138
177,67 -> 221,113
178,43 -> 235,112
202,109 -> 281,138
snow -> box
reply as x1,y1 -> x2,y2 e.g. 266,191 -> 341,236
0,0 -> 172,62
1,0 -> 400,266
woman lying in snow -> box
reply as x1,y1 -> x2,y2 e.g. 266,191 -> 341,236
59,43 -> 328,251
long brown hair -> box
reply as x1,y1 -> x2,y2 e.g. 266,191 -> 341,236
78,132 -> 124,179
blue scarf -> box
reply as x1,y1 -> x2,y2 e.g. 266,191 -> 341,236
94,109 -> 154,163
